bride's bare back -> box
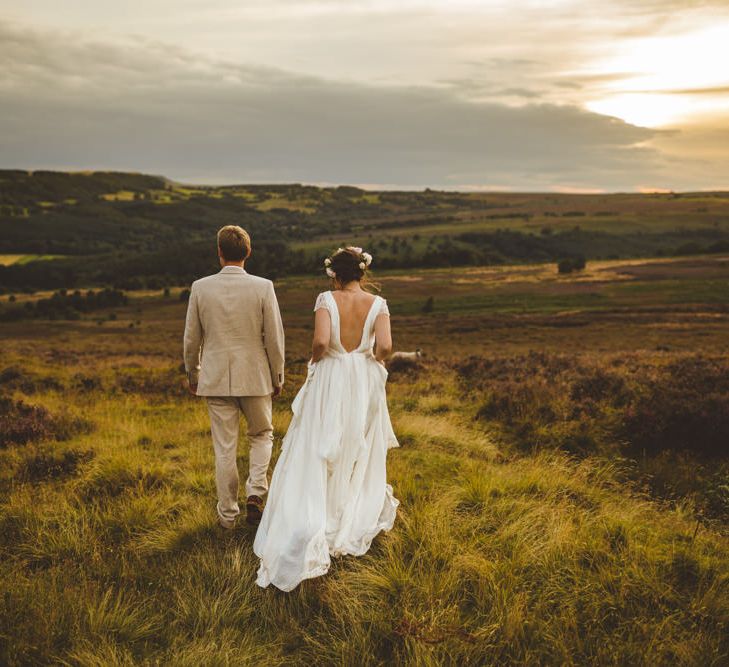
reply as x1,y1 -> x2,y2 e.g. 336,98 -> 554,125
311,285 -> 392,362
331,289 -> 378,352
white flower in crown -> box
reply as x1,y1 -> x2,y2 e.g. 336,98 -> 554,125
361,252 -> 372,266
324,258 -> 332,267
359,262 -> 366,270
349,246 -> 363,254
326,267 -> 336,278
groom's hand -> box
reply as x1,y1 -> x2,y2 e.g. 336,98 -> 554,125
188,380 -> 198,396
272,385 -> 282,398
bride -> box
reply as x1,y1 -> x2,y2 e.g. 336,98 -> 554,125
253,246 -> 400,591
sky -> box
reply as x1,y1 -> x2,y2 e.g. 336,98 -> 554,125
1,0 -> 728,191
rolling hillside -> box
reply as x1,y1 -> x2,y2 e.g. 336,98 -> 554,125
2,170 -> 729,291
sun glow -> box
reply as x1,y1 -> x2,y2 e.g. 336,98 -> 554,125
584,22 -> 729,127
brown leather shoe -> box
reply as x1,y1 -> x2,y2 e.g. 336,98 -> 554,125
246,495 -> 264,525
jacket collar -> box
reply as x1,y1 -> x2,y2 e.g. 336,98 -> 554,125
219,265 -> 247,274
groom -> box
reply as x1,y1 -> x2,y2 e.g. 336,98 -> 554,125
183,225 -> 285,529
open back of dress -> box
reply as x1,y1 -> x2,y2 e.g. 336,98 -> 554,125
253,291 -> 399,592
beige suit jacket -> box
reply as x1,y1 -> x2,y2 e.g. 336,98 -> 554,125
183,266 -> 285,396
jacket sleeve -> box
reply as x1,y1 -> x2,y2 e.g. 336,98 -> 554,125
183,284 -> 203,384
262,280 -> 285,387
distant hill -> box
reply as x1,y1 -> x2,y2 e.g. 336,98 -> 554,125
0,170 -> 168,207
1,170 -> 728,290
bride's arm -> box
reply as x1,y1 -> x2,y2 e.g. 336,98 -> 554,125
311,307 -> 331,362
373,313 -> 392,363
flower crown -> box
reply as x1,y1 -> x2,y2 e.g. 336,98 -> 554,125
323,246 -> 373,278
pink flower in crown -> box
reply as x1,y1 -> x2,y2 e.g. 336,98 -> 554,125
348,246 -> 363,254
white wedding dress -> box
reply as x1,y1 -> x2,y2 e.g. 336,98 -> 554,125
253,290 -> 400,592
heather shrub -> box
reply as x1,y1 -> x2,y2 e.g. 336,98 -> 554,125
570,367 -> 630,406
457,352 -> 729,518
0,397 -> 93,447
0,366 -> 64,394
0,398 -> 55,446
458,353 -> 729,459
18,447 -> 95,482
386,356 -> 426,379
459,353 -> 619,455
72,373 -> 103,392
114,367 -> 187,397
621,356 -> 729,458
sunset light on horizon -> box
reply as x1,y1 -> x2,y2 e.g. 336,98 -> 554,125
1,0 -> 728,191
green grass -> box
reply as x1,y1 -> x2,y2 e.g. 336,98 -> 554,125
0,254 -> 66,266
0,367 -> 727,664
1,256 -> 728,664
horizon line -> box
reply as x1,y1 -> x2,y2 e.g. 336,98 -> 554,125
2,167 -> 729,196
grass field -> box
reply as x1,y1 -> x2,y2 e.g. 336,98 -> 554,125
0,254 -> 66,266
1,255 -> 728,665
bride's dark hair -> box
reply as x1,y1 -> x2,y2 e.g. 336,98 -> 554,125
330,248 -> 364,283
328,247 -> 380,293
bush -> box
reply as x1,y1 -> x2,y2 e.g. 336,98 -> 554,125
0,288 -> 127,322
570,368 -> 630,406
0,397 -> 54,446
72,373 -> 102,392
456,352 -> 729,519
457,352 -> 729,459
674,242 -> 702,255
0,397 -> 93,447
621,356 -> 729,458
0,366 -> 64,394
114,367 -> 187,397
558,256 -> 586,274
18,446 -> 95,482
707,240 -> 729,253
386,355 -> 427,380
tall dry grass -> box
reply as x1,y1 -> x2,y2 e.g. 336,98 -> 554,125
1,358 -> 728,665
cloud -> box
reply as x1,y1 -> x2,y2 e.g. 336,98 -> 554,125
0,19 -> 711,190
636,86 -> 729,96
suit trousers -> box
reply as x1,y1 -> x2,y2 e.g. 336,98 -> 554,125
206,395 -> 274,523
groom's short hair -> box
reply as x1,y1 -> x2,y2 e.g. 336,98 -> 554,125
217,225 -> 251,261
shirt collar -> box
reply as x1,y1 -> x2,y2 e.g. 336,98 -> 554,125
219,265 -> 247,274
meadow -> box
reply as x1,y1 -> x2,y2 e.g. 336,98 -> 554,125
0,255 -> 66,267
1,254 -> 728,665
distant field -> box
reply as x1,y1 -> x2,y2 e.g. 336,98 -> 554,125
3,254 -> 728,354
265,254 -> 729,358
291,208 -> 729,253
0,254 -> 65,266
